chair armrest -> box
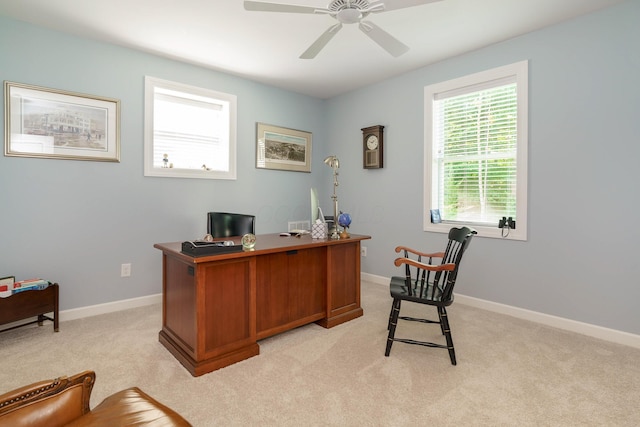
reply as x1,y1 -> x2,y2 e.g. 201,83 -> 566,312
0,371 -> 95,427
395,246 -> 445,259
394,257 -> 455,272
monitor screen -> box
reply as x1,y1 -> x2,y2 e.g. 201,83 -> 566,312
311,188 -> 320,224
207,212 -> 255,238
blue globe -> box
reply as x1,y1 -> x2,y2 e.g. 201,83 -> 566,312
338,212 -> 352,228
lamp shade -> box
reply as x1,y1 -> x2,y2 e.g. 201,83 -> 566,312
323,155 -> 339,169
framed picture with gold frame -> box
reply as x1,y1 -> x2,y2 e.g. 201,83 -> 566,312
255,122 -> 311,173
4,81 -> 120,162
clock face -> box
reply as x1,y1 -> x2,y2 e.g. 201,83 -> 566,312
366,135 -> 379,150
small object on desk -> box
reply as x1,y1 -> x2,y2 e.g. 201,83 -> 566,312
338,212 -> 352,239
181,240 -> 243,256
202,234 -> 214,242
241,233 -> 256,249
279,232 -> 291,237
311,221 -> 328,239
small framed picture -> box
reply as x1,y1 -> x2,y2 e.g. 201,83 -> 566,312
255,122 -> 311,173
430,209 -> 442,224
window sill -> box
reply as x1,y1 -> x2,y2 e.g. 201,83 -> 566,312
423,222 -> 526,241
144,167 -> 236,180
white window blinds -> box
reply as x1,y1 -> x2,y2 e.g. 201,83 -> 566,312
433,79 -> 518,226
153,88 -> 229,172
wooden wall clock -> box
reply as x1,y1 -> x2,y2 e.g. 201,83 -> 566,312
361,125 -> 384,169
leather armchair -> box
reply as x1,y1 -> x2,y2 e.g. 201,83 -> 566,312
0,371 -> 191,426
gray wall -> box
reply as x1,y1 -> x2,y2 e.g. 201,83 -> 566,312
0,17 -> 329,310
327,1 -> 640,335
1,1 -> 639,335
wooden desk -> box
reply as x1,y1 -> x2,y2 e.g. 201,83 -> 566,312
154,233 -> 370,376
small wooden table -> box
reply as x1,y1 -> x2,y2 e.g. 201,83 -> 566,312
0,283 -> 59,333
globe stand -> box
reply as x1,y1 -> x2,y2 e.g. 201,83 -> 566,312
337,212 -> 351,240
324,155 -> 341,240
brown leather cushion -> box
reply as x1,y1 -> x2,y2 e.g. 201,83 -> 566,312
0,383 -> 86,427
66,387 -> 191,427
0,372 -> 94,427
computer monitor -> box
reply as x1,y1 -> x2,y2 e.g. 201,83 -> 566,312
207,212 -> 255,238
311,187 -> 321,224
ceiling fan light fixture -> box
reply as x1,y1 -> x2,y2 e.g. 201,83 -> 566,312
336,8 -> 363,24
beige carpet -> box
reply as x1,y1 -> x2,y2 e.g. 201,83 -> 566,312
1,282 -> 639,426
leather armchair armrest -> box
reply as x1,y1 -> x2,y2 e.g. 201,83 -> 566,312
0,371 -> 95,427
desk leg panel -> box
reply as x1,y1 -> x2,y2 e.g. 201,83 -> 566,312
163,255 -> 197,357
320,242 -> 363,328
200,259 -> 255,357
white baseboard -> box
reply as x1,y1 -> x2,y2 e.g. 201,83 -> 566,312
362,272 -> 388,286
361,272 -> 640,350
59,293 -> 162,322
51,272 -> 640,350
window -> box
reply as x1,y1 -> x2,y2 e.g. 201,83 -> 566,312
144,76 -> 237,179
424,61 -> 528,240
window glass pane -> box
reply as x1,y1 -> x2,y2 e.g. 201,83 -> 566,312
144,76 -> 236,180
434,83 -> 517,225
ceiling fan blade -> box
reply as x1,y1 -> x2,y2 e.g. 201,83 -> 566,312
300,23 -> 343,59
359,21 -> 409,57
244,1 -> 318,14
369,0 -> 443,13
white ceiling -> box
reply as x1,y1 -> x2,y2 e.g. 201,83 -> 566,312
0,0 -> 625,98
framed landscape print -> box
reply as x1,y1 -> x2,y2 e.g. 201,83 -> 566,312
255,122 -> 311,173
4,81 -> 120,162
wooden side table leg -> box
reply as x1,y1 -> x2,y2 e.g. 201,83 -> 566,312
53,283 -> 59,332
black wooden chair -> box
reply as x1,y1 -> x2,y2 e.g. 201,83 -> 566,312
385,226 -> 477,365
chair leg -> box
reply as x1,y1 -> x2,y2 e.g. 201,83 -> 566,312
439,306 -> 456,365
437,307 -> 446,335
385,299 -> 401,356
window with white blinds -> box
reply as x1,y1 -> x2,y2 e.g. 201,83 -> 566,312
424,61 -> 528,240
144,77 -> 237,180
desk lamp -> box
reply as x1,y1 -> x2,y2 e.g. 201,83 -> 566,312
324,155 -> 340,239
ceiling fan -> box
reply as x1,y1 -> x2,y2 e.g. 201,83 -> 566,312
244,0 -> 442,59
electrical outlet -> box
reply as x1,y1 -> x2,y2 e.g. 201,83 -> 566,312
121,263 -> 131,277
361,246 -> 367,257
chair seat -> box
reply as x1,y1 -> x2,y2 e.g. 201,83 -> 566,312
389,276 -> 451,306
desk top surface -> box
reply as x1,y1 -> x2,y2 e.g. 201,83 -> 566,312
154,233 -> 371,263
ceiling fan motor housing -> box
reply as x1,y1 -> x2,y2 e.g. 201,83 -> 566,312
329,0 -> 371,11
330,0 -> 371,23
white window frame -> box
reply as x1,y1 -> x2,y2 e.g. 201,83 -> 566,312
144,76 -> 237,180
423,61 -> 528,240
